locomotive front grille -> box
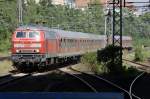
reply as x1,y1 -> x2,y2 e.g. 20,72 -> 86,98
11,54 -> 45,63
16,49 -> 40,53
21,50 -> 34,53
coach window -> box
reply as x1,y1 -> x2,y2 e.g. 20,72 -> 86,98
69,39 -> 71,48
94,40 -> 96,48
73,39 -> 75,48
82,40 -> 83,48
68,39 -> 70,48
62,39 -> 64,48
83,40 -> 85,48
85,40 -> 87,48
86,40 -> 87,48
70,39 -> 71,48
72,39 -> 74,48
71,39 -> 73,48
85,40 -> 88,47
88,41 -> 89,48
80,40 -> 82,48
62,39 -> 65,48
72,39 -> 73,48
92,40 -> 94,46
70,39 -> 72,48
64,39 -> 66,48
67,39 -> 69,48
84,40 -> 86,48
60,39 -> 63,48
83,40 -> 84,48
74,40 -> 76,48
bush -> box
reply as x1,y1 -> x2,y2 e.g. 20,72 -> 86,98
134,45 -> 144,61
97,45 -> 124,74
0,39 -> 11,52
81,52 -> 108,74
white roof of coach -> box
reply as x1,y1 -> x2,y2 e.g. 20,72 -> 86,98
51,29 -> 106,40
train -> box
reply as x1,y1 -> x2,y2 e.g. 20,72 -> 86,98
11,25 -> 132,71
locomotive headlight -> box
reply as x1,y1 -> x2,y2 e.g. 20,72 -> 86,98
35,49 -> 39,53
16,50 -> 19,53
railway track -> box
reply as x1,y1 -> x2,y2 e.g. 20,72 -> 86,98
56,69 -> 98,92
123,59 -> 150,99
0,70 -> 64,91
0,73 -> 31,88
53,67 -> 141,99
123,59 -> 150,72
0,74 -> 11,79
0,56 -> 10,61
0,60 -> 148,98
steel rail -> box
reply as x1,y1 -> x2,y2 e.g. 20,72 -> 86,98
123,59 -> 150,68
57,69 -> 98,93
0,74 -> 11,79
129,72 -> 145,99
69,67 -> 141,99
123,58 -> 149,99
0,73 -> 31,87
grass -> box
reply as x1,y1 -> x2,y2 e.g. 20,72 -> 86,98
71,63 -> 92,73
123,49 -> 150,61
123,51 -> 135,60
143,49 -> 150,59
0,60 -> 12,76
0,51 -> 10,57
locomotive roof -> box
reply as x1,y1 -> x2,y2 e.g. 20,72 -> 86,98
16,25 -> 106,40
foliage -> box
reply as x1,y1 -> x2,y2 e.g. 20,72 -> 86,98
122,8 -> 150,49
123,8 -> 150,46
22,0 -> 104,34
81,52 -> 107,74
0,60 -> 12,75
97,45 -> 124,74
134,44 -> 144,61
121,65 -> 141,77
0,0 -> 17,51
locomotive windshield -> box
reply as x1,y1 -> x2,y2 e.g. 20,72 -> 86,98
16,32 -> 26,38
16,31 -> 40,38
29,32 -> 40,38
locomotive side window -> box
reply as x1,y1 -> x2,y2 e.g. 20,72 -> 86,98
45,31 -> 56,39
29,32 -> 40,38
16,32 -> 26,38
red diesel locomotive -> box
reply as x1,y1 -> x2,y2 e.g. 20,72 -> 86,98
11,25 -> 107,70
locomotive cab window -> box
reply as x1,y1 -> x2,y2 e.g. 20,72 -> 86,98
16,32 -> 26,38
29,32 -> 40,38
